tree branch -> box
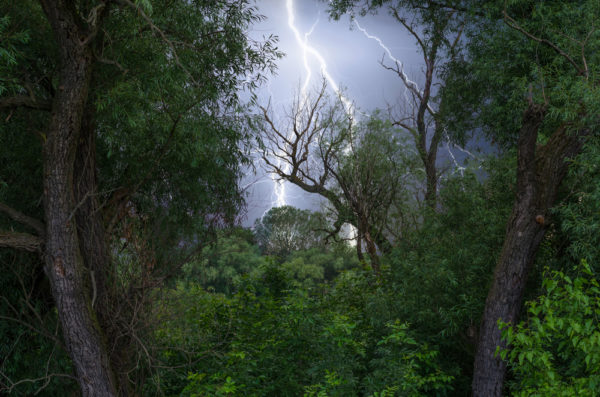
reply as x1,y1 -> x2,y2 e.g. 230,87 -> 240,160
0,203 -> 45,236
417,0 -> 484,16
0,230 -> 43,252
503,10 -> 584,76
114,0 -> 197,85
0,95 -> 51,111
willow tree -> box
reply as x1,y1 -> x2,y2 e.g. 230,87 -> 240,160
0,0 -> 278,395
254,206 -> 328,258
328,0 -> 466,208
439,0 -> 599,395
329,0 -> 599,394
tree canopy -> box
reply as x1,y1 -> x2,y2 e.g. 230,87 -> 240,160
0,0 -> 279,394
0,0 -> 598,396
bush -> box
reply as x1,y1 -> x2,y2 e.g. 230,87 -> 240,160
500,261 -> 600,396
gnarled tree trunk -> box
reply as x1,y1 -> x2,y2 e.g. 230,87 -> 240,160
471,103 -> 583,396
40,1 -> 117,395
76,105 -> 140,395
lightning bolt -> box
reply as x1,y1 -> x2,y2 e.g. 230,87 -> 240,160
264,0 -> 356,215
354,19 -> 475,174
354,20 -> 423,110
287,0 -> 353,112
300,11 -> 320,98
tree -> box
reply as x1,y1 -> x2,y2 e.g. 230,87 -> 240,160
254,205 -> 328,258
181,227 -> 265,294
258,82 -> 419,271
328,0 -> 466,208
438,0 -> 599,394
0,0 -> 278,394
328,0 -> 598,394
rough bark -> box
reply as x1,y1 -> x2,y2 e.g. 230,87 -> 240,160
0,95 -> 52,111
363,227 -> 380,273
76,106 -> 137,395
0,230 -> 43,252
356,227 -> 365,262
424,152 -> 438,207
415,45 -> 439,209
471,104 -> 584,396
39,1 -> 117,395
74,107 -> 112,326
423,123 -> 443,208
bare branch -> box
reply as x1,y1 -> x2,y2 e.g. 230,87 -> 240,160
450,21 -> 465,54
580,27 -> 596,81
383,60 -> 418,94
0,230 -> 43,252
0,202 -> 44,235
0,371 -> 75,395
95,52 -> 128,74
0,95 -> 51,111
392,8 -> 427,56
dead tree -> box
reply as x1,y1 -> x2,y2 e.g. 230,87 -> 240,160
259,81 -> 413,271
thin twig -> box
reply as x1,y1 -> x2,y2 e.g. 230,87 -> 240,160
503,10 -> 583,75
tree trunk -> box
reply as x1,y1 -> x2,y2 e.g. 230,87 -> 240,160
424,154 -> 438,208
363,229 -> 380,274
76,106 -> 137,396
359,216 -> 380,274
75,107 -> 111,325
424,122 -> 443,209
471,104 -> 583,396
40,1 -> 117,395
356,227 -> 365,262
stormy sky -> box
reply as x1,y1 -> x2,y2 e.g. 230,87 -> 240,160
241,0 -> 463,226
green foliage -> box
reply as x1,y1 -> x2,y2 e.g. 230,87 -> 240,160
156,284 -> 361,396
0,15 -> 29,95
0,0 -> 281,392
334,113 -> 422,238
1,0 -> 283,257
181,228 -> 265,294
553,137 -> 600,271
254,206 -> 329,257
442,0 -> 600,146
151,265 -> 454,396
92,0 -> 282,244
384,156 -> 515,390
499,260 -> 600,396
144,283 -> 236,395
364,321 -> 454,396
180,224 -> 358,294
2,0 -> 599,395
280,244 -> 359,290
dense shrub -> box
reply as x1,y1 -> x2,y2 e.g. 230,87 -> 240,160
500,261 -> 600,396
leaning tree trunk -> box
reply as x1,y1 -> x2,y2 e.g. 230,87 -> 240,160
358,215 -> 380,274
424,149 -> 438,208
75,107 -> 112,332
423,122 -> 443,210
40,1 -> 117,395
355,227 -> 365,262
76,106 -> 138,396
471,103 -> 583,396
